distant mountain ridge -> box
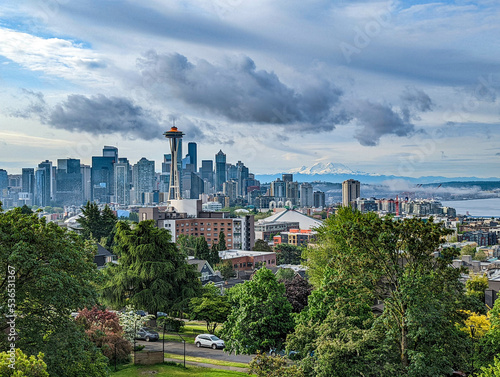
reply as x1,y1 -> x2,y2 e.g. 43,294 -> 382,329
288,162 -> 378,176
255,162 -> 500,184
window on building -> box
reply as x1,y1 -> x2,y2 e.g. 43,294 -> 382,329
234,264 -> 238,268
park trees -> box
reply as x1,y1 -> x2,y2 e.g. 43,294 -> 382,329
101,220 -> 201,314
290,207 -> 470,376
0,349 -> 48,377
220,267 -> 294,354
274,244 -> 303,265
76,201 -> 117,248
253,239 -> 272,252
189,283 -> 231,333
76,306 -> 132,363
283,275 -> 312,313
0,204 -> 109,377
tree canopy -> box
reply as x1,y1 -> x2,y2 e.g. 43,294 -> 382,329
290,207 -> 470,376
0,205 -> 108,377
101,220 -> 201,314
189,283 -> 231,333
220,267 -> 294,354
76,201 -> 117,249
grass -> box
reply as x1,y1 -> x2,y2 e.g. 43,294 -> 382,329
110,363 -> 248,377
157,321 -> 212,344
164,353 -> 248,369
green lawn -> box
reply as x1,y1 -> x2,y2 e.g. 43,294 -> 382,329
158,321 -> 213,344
164,353 -> 248,368
110,363 -> 248,377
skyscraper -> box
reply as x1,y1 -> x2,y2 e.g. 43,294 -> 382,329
201,160 -> 214,185
34,160 -> 52,206
81,164 -> 92,203
313,190 -> 326,208
114,158 -> 132,206
236,161 -> 249,196
188,142 -> 197,172
56,158 -> 82,206
133,157 -> 155,204
91,146 -> 117,203
0,169 -> 8,200
215,150 -> 226,192
21,168 -> 35,200
299,182 -> 314,207
342,179 -> 360,207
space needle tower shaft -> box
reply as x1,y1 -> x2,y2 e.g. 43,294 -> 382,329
164,126 -> 184,201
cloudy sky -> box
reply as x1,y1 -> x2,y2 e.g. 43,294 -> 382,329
0,0 -> 499,178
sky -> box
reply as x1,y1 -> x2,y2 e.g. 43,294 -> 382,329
0,0 -> 499,178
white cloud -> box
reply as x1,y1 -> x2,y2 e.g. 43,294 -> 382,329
0,27 -> 110,85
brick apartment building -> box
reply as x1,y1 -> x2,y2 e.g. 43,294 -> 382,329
139,200 -> 255,250
219,250 -> 277,272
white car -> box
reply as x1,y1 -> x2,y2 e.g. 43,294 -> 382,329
195,334 -> 225,349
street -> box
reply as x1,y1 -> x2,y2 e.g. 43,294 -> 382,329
136,339 -> 254,364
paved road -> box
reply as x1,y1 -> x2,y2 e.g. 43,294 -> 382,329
136,339 -> 254,364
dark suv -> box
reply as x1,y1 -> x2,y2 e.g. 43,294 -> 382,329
136,327 -> 159,342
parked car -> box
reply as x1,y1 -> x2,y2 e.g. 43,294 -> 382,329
135,310 -> 147,317
269,348 -> 299,359
136,327 -> 159,342
156,311 -> 168,318
195,334 -> 225,349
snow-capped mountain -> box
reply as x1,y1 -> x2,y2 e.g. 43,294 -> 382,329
289,162 -> 375,176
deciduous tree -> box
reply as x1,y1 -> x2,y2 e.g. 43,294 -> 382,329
0,204 -> 108,377
283,275 -> 312,313
189,283 -> 231,333
290,207 -> 470,376
76,306 -> 132,363
253,239 -> 272,252
220,267 -> 294,354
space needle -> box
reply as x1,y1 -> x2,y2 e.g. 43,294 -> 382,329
164,125 -> 184,201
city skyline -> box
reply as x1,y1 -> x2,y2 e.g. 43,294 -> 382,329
1,1 -> 500,178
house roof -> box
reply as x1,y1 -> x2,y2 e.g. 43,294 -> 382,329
96,244 -> 114,257
259,209 -> 322,230
219,250 -> 275,259
187,259 -> 208,272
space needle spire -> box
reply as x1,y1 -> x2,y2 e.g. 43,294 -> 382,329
164,124 -> 184,201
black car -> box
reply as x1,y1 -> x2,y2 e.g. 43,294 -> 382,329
136,327 -> 159,342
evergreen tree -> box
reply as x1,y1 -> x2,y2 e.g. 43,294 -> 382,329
218,231 -> 226,251
76,201 -> 117,249
208,241 -> 221,267
195,236 -> 210,261
101,220 -> 202,314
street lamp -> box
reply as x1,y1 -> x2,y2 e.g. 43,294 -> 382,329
470,324 -> 476,373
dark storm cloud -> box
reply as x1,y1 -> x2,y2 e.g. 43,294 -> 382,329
9,89 -> 47,119
400,87 -> 433,122
350,100 -> 415,146
137,51 -> 344,129
47,94 -> 164,140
